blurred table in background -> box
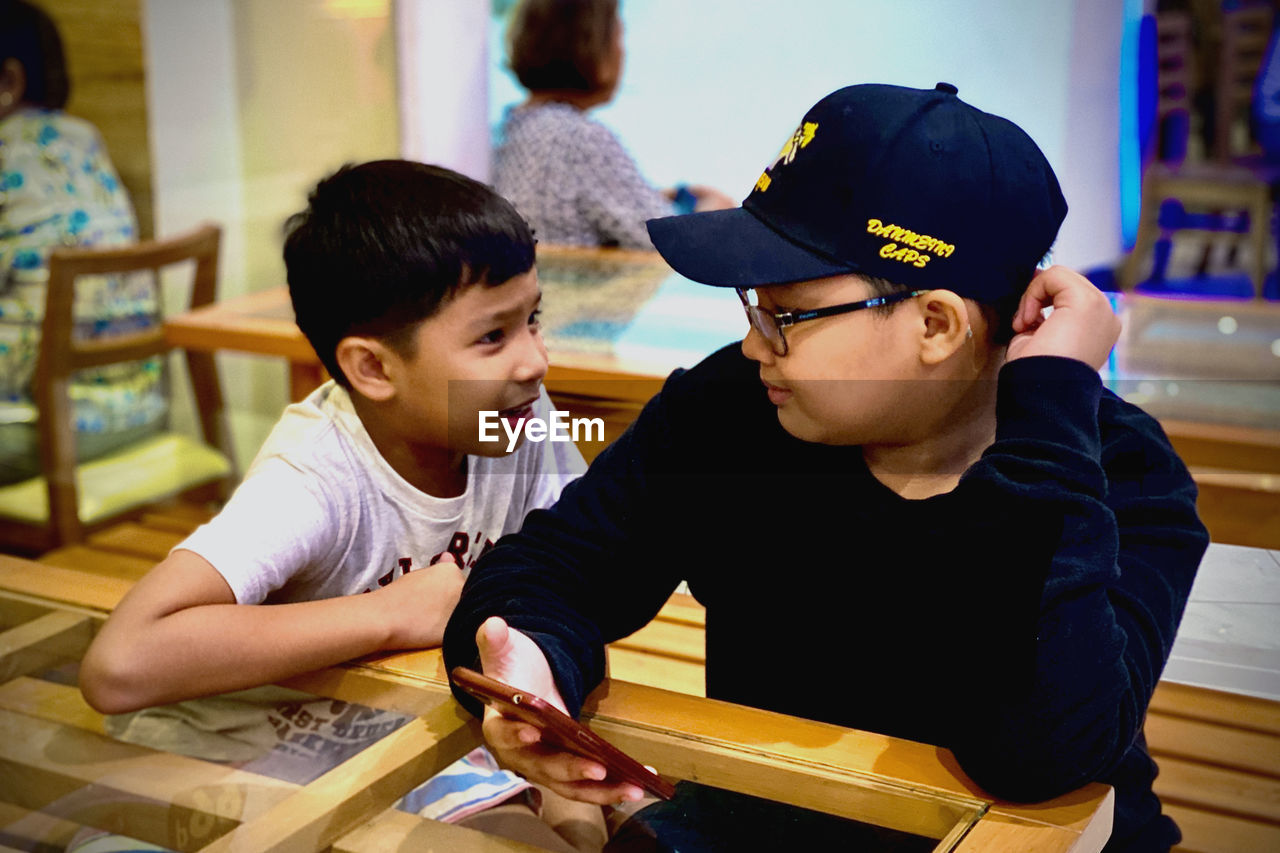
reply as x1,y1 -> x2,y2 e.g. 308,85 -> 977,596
165,247 -> 1280,546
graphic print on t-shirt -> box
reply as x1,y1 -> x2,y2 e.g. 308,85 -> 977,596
362,531 -> 496,593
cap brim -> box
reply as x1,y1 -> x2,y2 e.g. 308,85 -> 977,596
646,208 -> 852,288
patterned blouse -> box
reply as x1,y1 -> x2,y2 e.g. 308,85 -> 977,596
0,107 -> 165,482
493,101 -> 674,249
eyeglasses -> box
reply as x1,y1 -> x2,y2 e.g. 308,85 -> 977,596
736,288 -> 927,356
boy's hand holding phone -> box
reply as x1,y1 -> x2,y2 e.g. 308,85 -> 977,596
473,617 -> 656,804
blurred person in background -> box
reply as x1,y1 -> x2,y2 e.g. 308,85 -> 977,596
494,0 -> 735,249
0,0 -> 164,485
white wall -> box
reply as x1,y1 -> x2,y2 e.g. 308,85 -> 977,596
144,0 -> 399,469
398,0 -> 491,179
487,0 -> 1126,270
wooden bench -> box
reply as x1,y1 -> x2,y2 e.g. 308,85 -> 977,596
1164,420 -> 1280,551
1146,682 -> 1280,853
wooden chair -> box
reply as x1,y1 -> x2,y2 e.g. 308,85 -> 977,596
1118,7 -> 1277,300
1118,162 -> 1272,297
0,224 -> 235,555
1155,11 -> 1196,164
1214,2 -> 1275,162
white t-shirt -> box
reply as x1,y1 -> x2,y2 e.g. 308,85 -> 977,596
183,381 -> 584,603
105,382 -> 586,820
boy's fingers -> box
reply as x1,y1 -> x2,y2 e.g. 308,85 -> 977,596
541,779 -> 646,806
482,712 -> 540,749
475,616 -> 511,672
476,615 -> 509,652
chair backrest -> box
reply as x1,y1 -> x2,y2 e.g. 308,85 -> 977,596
1156,11 -> 1195,163
34,222 -> 231,546
1215,3 -> 1275,160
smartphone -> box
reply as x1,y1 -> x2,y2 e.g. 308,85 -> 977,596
450,666 -> 675,799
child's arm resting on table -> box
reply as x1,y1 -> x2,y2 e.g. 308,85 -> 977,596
80,547 -> 462,715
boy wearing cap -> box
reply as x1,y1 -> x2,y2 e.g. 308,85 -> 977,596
444,84 -> 1208,851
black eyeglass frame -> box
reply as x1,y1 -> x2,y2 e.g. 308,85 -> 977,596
736,288 -> 928,356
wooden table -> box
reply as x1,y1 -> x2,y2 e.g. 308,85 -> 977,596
163,247 -> 734,404
0,551 -> 1113,852
163,247 -> 743,460
165,247 -> 1280,542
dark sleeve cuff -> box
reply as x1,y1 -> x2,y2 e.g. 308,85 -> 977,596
995,356 -> 1104,458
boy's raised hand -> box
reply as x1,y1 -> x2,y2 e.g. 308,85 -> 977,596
1007,265 -> 1122,371
475,616 -> 645,805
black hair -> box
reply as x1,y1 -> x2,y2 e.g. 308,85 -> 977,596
862,275 -> 1022,347
0,0 -> 70,109
283,160 -> 536,389
507,0 -> 619,93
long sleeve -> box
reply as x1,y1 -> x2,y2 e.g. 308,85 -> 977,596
491,103 -> 673,250
945,355 -> 1209,803
572,120 -> 674,250
444,370 -> 690,717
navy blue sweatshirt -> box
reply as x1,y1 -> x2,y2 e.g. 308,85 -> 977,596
445,346 -> 1209,852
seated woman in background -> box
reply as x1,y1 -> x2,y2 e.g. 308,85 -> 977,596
0,0 -> 164,485
494,0 -> 734,249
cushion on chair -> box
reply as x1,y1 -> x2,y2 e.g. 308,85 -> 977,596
0,433 -> 231,524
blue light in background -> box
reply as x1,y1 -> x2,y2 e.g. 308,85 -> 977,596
1119,0 -> 1149,250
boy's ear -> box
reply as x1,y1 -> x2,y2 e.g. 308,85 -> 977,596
0,59 -> 26,110
336,336 -> 397,401
915,290 -> 972,366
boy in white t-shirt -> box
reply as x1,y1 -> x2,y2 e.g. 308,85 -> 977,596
77,161 -> 594,851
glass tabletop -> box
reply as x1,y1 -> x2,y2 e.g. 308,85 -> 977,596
0,579 -> 1112,852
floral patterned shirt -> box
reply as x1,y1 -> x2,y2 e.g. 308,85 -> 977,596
0,107 -> 165,473
493,101 -> 674,249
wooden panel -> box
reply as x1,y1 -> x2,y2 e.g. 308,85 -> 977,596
1165,802 -> 1280,852
38,0 -> 152,239
85,522 -> 185,562
0,556 -> 130,611
282,666 -> 457,720
591,709 -> 981,841
0,707 -> 296,851
1152,755 -> 1280,823
0,802 -> 84,852
605,646 -> 705,697
0,611 -> 93,682
1144,679 -> 1280,852
1191,474 -> 1280,550
38,544 -> 154,582
0,596 -> 55,630
1163,420 -> 1280,475
611,618 -> 705,663
1150,682 -> 1280,735
140,506 -> 216,535
199,701 -> 480,853
333,806 -> 545,852
0,677 -> 106,735
1145,712 -> 1280,778
955,812 -> 1098,853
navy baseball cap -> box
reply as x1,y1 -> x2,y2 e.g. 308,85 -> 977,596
646,83 -> 1067,305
